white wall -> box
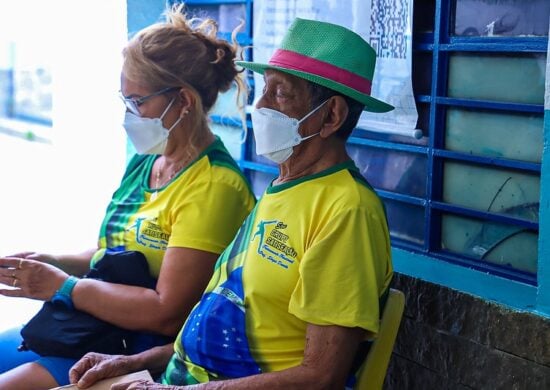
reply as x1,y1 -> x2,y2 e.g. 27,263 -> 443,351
0,0 -> 128,330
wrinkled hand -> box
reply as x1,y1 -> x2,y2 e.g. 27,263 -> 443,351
0,256 -> 68,300
69,352 -> 135,389
112,379 -> 182,390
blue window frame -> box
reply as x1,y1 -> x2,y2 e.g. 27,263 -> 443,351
404,0 -> 547,286
176,0 -> 550,315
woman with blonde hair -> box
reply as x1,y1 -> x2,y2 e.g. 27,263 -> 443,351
0,4 -> 255,389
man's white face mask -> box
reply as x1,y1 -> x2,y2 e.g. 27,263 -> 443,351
251,100 -> 328,164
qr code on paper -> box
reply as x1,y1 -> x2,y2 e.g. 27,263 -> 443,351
369,0 -> 408,59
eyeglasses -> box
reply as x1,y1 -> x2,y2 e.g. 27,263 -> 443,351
119,87 -> 179,116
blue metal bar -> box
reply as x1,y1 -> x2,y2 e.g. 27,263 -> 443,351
6,42 -> 16,118
424,0 -> 448,253
416,95 -> 432,104
443,39 -> 547,53
434,150 -> 541,173
218,32 -> 252,45
12,114 -> 52,127
401,43 -> 546,55
245,0 -> 253,38
375,189 -> 427,207
347,136 -> 428,154
431,201 -> 539,230
185,0 -> 248,4
431,97 -> 544,113
210,114 -> 242,127
240,160 -> 278,174
393,243 -> 538,286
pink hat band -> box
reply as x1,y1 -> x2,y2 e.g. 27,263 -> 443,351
269,49 -> 372,95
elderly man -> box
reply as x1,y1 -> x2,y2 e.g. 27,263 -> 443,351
70,17 -> 394,390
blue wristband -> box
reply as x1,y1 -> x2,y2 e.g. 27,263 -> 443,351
51,276 -> 79,310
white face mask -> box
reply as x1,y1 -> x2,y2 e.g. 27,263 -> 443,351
251,100 -> 327,164
122,98 -> 181,155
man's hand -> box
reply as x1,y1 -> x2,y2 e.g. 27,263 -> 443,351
111,379 -> 181,389
69,353 -> 135,389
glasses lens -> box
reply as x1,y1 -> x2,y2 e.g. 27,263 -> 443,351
118,92 -> 141,116
126,100 -> 141,116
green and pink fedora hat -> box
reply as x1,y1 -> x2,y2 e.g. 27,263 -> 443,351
237,18 -> 394,113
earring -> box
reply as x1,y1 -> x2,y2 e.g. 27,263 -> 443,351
181,110 -> 189,118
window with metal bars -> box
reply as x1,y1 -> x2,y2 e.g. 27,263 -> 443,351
182,0 -> 549,294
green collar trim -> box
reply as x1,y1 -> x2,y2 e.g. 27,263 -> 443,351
266,160 -> 357,194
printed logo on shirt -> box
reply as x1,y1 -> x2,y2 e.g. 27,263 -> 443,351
126,216 -> 169,250
251,220 -> 296,269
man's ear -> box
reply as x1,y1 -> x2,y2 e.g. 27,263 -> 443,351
319,96 -> 348,138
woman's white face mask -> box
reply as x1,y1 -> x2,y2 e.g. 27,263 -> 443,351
122,98 -> 181,155
251,100 -> 328,164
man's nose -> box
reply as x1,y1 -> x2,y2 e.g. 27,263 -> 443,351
255,93 -> 267,109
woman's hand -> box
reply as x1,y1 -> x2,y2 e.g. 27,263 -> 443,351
8,251 -> 59,266
69,352 -> 136,389
0,256 -> 68,300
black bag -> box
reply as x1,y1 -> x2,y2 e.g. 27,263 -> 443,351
19,251 -> 172,359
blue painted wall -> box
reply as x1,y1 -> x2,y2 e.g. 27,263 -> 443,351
126,0 -> 166,37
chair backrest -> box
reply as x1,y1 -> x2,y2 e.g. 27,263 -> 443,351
354,288 -> 405,390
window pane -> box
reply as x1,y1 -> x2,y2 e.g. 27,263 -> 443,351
248,170 -> 276,198
348,144 -> 427,197
412,51 -> 432,95
416,103 -> 430,139
446,109 -> 543,163
385,199 -> 425,245
187,4 -> 247,34
448,53 -> 545,104
11,43 -> 52,122
210,84 -> 245,161
414,0 -> 435,34
211,123 -> 243,161
443,162 -> 540,222
0,42 -> 12,118
442,214 -> 537,274
454,0 -> 550,37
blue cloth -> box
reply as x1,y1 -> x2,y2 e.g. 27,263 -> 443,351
0,326 -> 75,386
36,356 -> 77,386
0,327 -> 39,372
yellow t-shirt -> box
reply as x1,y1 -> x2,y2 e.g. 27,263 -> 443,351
92,138 -> 256,278
164,160 -> 393,384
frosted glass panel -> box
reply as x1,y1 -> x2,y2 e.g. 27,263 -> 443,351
442,214 -> 537,274
448,54 -> 546,104
454,0 -> 550,37
446,109 -> 543,163
443,162 -> 539,222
